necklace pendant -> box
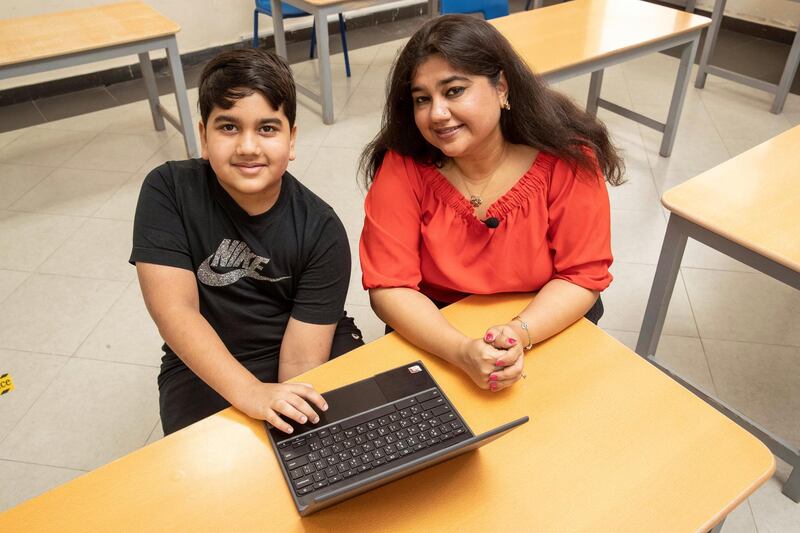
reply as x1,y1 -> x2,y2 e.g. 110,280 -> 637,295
469,195 -> 482,208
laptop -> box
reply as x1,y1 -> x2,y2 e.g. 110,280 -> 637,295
266,360 -> 529,516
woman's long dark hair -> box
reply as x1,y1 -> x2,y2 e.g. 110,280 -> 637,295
360,14 -> 624,186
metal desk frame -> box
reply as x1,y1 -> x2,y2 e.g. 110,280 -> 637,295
635,212 -> 800,503
692,0 -> 800,114
271,0 -> 438,124
0,35 -> 198,158
543,28 -> 701,157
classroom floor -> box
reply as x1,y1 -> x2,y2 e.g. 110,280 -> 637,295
1,11 -> 800,532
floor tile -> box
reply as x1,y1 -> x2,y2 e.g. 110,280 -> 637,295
75,281 -> 163,367
287,142 -> 320,180
322,110 -> 382,148
0,130 -> 23,151
748,458 -> 800,532
610,208 -> 668,265
606,160 -> 661,211
600,261 -> 699,337
0,102 -> 46,133
0,270 -> 29,304
62,133 -> 164,173
35,87 -> 118,123
0,164 -> 54,210
719,498 -> 759,533
0,357 -> 159,471
682,268 -> 800,346
37,218 -> 135,282
0,129 -> 97,167
703,339 -> 800,447
9,167 -> 131,217
92,173 -> 145,222
680,238 -> 757,274
701,81 -> 793,142
0,460 -> 84,512
0,349 -> 67,442
0,274 -> 127,355
0,211 -> 84,271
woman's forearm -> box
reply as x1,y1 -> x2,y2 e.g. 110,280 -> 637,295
511,279 -> 599,346
369,287 -> 470,366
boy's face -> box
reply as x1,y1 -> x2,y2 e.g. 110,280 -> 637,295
199,90 -> 297,215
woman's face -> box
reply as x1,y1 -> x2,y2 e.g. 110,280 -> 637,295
410,55 -> 508,159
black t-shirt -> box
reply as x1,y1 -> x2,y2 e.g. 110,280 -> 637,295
130,159 -> 351,376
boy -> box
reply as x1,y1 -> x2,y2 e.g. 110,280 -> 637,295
131,49 -> 362,435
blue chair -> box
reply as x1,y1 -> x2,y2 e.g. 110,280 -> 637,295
440,0 -> 508,19
253,1 -> 351,77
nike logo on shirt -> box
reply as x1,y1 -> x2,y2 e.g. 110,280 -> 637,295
197,239 -> 291,287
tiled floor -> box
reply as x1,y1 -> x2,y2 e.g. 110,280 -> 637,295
1,10 -> 800,533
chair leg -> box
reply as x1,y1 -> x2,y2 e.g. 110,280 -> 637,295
310,21 -> 317,59
253,10 -> 259,48
338,14 -> 351,78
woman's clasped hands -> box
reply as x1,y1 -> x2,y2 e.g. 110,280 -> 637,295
457,323 -> 526,392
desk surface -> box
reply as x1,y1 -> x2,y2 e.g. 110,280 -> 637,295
662,124 -> 800,272
491,0 -> 709,76
4,294 -> 774,531
0,1 -> 179,68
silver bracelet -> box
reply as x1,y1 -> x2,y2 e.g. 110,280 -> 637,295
512,315 -> 534,351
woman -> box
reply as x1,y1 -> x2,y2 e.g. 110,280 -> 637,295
359,15 -> 623,393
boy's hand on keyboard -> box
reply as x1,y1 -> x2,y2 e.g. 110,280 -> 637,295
239,382 -> 329,434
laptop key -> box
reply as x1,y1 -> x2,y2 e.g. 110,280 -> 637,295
313,472 -> 325,482
358,464 -> 372,472
395,397 -> 417,410
325,466 -> 337,477
416,389 -> 441,403
297,486 -> 314,495
308,452 -> 320,462
343,469 -> 356,478
282,446 -> 309,461
386,453 -> 400,462
372,459 -> 386,467
399,448 -> 412,456
344,429 -> 357,438
313,481 -> 328,490
329,475 -> 343,484
318,429 -> 330,438
439,413 -> 456,423
302,464 -> 316,475
286,456 -> 308,469
329,425 -> 341,434
295,476 -> 313,489
314,460 -> 326,471
431,405 -> 451,416
290,467 -> 304,480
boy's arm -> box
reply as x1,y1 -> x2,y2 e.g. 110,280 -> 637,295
278,319 -> 336,382
136,262 -> 328,433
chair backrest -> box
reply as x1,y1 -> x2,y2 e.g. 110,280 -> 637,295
440,0 -> 509,19
254,1 -> 308,18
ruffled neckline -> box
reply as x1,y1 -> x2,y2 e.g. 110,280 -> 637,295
420,151 -> 556,225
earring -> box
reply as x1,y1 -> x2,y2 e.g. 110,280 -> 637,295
502,100 -> 511,111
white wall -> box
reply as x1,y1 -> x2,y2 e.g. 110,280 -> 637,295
2,0 -> 799,91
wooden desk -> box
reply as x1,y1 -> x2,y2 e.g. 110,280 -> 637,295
492,0 -> 710,157
0,2 -> 198,158
270,0 -> 437,124
5,294 -> 773,531
636,124 -> 800,503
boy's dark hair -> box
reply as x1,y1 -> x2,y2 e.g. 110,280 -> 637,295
198,48 -> 296,127
360,15 -> 624,186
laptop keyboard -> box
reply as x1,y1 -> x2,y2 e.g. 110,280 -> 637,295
276,388 -> 470,497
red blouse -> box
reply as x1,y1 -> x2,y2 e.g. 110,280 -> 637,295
359,150 -> 613,303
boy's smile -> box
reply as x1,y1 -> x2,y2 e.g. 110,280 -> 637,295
199,90 -> 297,216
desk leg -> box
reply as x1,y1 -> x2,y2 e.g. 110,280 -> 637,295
784,464 -> 800,502
315,11 -> 335,125
695,0 -> 726,89
586,69 -> 604,116
771,22 -> 800,114
635,214 -> 688,358
165,38 -> 199,158
684,0 -> 696,13
138,52 -> 165,131
428,0 -> 437,17
660,36 -> 698,157
271,0 -> 287,58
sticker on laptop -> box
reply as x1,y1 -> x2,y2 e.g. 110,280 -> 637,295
0,373 -> 14,396
408,365 -> 422,374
